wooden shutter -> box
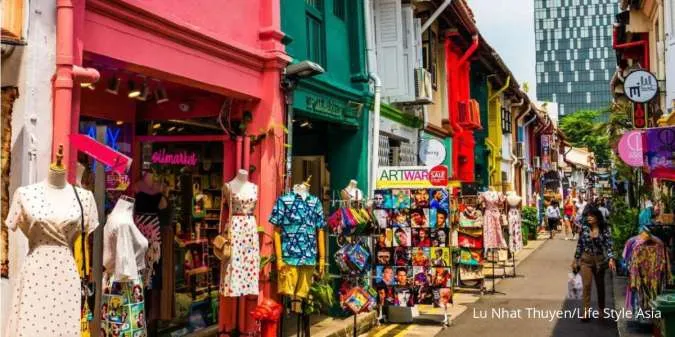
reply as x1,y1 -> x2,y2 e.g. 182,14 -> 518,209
375,0 -> 405,102
400,5 -> 415,101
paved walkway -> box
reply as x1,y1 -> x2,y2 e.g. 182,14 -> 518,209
436,237 -> 618,337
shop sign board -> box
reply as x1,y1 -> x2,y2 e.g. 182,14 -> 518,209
151,148 -> 198,166
624,70 -> 658,103
105,173 -> 130,191
376,166 -> 448,188
305,95 -> 347,119
541,135 -> 551,171
418,138 -> 446,167
617,131 -> 644,167
644,127 -> 675,170
70,134 -> 132,174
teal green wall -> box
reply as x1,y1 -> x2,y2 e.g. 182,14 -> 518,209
471,64 -> 489,189
282,0 -> 371,190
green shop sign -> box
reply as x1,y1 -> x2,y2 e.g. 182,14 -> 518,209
295,90 -> 364,126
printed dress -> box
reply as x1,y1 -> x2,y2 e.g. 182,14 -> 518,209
220,183 -> 260,297
4,182 -> 99,337
507,208 -> 523,253
481,191 -> 507,249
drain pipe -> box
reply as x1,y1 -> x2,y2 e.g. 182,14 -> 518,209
365,0 -> 382,196
421,0 -> 452,33
54,0 -> 100,179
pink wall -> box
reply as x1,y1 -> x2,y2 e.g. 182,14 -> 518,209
118,0 -> 262,48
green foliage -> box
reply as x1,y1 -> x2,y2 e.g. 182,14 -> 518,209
522,206 -> 539,239
559,109 -> 612,168
305,275 -> 337,315
608,197 -> 639,259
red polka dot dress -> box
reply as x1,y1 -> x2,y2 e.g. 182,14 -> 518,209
219,183 -> 260,297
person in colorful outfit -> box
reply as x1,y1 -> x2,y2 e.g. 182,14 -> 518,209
572,206 -> 616,321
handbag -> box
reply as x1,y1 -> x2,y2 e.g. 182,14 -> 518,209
213,186 -> 233,261
72,185 -> 96,313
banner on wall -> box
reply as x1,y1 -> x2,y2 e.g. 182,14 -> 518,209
376,166 -> 449,189
644,127 -> 675,173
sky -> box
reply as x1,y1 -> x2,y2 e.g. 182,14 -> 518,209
467,0 -> 537,99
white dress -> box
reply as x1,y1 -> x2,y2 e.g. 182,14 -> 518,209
4,181 -> 99,337
219,183 -> 260,297
102,199 -> 149,337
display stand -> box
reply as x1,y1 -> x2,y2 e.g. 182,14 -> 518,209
456,195 -> 486,295
372,165 -> 453,327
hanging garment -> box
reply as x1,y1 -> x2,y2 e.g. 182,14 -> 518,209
481,192 -> 507,249
4,182 -> 99,337
626,239 -> 672,311
220,183 -> 260,297
269,192 -> 326,266
508,208 -> 523,253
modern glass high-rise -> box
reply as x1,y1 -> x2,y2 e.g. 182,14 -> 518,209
534,0 -> 620,116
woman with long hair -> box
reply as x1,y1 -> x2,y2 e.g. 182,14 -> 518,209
572,206 -> 616,321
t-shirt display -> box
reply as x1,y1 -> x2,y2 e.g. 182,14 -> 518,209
4,181 -> 99,337
269,193 -> 326,266
373,188 -> 452,307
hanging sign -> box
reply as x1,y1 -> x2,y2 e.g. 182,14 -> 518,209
644,127 -> 675,170
624,70 -> 658,103
376,166 -> 448,189
633,103 -> 648,129
617,131 -> 644,167
419,139 -> 447,167
69,134 -> 132,174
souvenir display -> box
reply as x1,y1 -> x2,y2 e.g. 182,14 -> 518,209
457,196 -> 486,290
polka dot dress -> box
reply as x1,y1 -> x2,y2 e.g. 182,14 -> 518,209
4,182 -> 99,337
219,183 -> 259,297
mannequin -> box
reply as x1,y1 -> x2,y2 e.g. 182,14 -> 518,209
341,179 -> 364,203
5,145 -> 99,337
102,196 -> 149,336
506,191 -> 523,253
271,177 -> 326,313
480,188 -> 507,249
219,169 -> 260,335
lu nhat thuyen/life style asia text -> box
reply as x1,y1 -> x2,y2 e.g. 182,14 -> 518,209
473,307 -> 661,322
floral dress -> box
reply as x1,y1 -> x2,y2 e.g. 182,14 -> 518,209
220,183 -> 260,297
508,208 -> 523,253
481,191 -> 507,249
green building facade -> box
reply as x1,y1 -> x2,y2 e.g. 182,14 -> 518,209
471,63 -> 490,189
281,0 -> 372,195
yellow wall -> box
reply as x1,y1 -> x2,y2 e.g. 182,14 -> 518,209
487,81 -> 503,186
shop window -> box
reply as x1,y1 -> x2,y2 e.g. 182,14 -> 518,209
422,28 -> 438,89
333,0 -> 345,20
305,0 -> 323,9
501,107 -> 512,134
2,0 -> 24,41
306,9 -> 326,67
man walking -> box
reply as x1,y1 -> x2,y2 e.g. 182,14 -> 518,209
546,201 -> 561,239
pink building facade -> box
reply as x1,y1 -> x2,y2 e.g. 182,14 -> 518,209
53,0 -> 288,334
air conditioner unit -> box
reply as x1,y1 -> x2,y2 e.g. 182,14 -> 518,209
458,99 -> 481,130
414,68 -> 433,104
534,156 -> 541,169
515,142 -> 524,159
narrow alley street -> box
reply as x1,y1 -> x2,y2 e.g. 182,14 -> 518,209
436,238 -> 619,337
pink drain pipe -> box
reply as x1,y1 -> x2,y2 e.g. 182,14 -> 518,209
54,0 -> 100,179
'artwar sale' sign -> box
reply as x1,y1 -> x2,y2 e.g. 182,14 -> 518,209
376,166 -> 449,188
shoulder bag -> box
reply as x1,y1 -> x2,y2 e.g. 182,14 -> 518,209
213,185 -> 233,261
73,185 -> 96,313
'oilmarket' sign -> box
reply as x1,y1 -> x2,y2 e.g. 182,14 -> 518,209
376,166 -> 448,188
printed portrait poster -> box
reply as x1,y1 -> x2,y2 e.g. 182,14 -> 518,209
430,248 -> 451,267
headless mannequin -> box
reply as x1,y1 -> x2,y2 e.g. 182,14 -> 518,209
104,197 -> 149,279
46,147 -> 74,221
274,181 -> 326,312
220,169 -> 259,334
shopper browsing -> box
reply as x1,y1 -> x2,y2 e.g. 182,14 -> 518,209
546,201 -> 561,239
563,196 -> 575,240
571,206 -> 616,321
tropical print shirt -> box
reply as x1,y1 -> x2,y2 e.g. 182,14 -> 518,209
575,222 -> 614,260
269,192 -> 326,266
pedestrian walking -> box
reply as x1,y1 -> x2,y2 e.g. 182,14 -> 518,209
571,206 -> 616,321
546,201 -> 561,239
598,200 -> 610,223
563,196 -> 575,240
